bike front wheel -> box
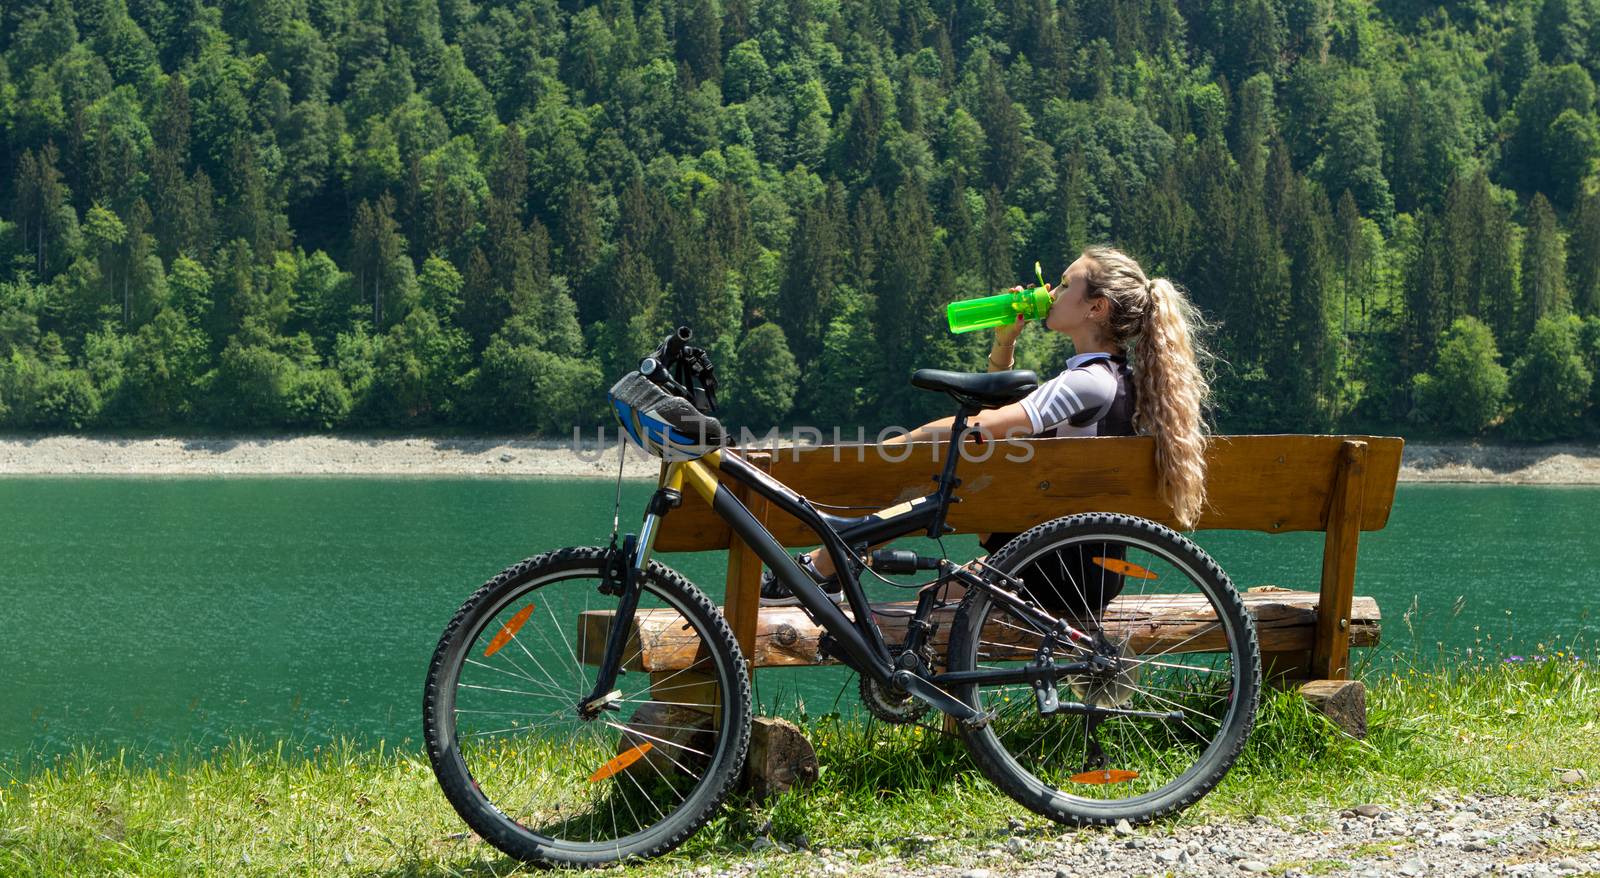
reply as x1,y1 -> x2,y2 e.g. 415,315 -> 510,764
947,513 -> 1260,825
423,547 -> 752,866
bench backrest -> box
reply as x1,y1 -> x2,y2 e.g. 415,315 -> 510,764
654,435 -> 1403,552
655,433 -> 1403,683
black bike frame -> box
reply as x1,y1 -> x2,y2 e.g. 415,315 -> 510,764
677,429 -> 1101,692
584,417 -> 1185,727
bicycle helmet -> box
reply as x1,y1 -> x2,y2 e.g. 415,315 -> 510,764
608,370 -> 725,461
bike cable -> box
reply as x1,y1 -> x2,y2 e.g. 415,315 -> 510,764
606,436 -> 627,551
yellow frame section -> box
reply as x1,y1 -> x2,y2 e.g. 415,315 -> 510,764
677,450 -> 722,506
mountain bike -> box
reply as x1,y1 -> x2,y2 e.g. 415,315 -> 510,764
423,327 -> 1261,866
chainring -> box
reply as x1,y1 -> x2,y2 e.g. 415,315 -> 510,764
860,674 -> 930,724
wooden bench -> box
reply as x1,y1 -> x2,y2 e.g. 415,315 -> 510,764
595,435 -> 1402,756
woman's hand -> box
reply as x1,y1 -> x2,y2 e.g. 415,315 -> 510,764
993,313 -> 1025,349
989,300 -> 1025,369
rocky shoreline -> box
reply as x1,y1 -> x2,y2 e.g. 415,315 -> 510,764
0,435 -> 1597,484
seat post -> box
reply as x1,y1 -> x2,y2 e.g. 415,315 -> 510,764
926,405 -> 977,539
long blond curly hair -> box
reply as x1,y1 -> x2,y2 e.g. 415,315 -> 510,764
1080,246 -> 1211,529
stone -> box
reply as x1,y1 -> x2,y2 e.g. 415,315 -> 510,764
1114,819 -> 1134,837
1007,817 -> 1026,834
1054,870 -> 1074,878
1559,769 -> 1587,785
958,870 -> 993,878
1005,837 -> 1028,855
1156,847 -> 1183,863
1397,857 -> 1427,876
1239,861 -> 1269,873
499,453 -> 514,462
751,837 -> 775,853
1448,812 -> 1477,829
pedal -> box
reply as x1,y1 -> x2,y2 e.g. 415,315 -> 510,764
960,709 -> 997,730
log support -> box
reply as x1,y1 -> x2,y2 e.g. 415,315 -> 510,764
743,717 -> 819,798
1299,679 -> 1367,739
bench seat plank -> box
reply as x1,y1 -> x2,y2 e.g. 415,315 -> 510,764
579,590 -> 1381,673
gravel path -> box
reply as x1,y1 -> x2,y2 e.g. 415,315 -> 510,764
2,436 -> 1599,483
714,784 -> 1600,878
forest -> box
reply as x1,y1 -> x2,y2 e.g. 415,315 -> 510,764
2,0 -> 1600,439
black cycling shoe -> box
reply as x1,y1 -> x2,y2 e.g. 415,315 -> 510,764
759,553 -> 845,606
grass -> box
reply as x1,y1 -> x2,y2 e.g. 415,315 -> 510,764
2,648 -> 1597,877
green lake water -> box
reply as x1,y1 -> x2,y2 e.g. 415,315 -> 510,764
1,478 -> 1596,760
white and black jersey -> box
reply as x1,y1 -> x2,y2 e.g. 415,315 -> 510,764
1016,351 -> 1137,438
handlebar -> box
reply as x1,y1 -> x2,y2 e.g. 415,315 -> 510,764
639,326 -> 718,414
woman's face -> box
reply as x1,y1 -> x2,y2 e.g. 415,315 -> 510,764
1043,256 -> 1103,337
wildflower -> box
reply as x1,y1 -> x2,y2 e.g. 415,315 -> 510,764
1505,656 -> 1524,663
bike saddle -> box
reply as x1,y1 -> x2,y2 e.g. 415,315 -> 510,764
910,369 -> 1039,410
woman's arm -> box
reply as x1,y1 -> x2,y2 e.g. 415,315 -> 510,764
886,402 -> 1034,445
888,313 -> 1032,445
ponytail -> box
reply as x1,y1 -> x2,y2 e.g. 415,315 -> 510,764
1080,247 -> 1212,529
1134,279 -> 1210,530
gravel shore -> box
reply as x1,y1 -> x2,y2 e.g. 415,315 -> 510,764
716,783 -> 1600,878
1,435 -> 1598,484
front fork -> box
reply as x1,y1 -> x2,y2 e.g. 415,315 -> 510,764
578,463 -> 684,719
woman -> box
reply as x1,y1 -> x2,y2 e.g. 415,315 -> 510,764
760,245 -> 1211,607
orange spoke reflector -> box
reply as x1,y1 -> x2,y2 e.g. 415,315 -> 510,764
589,743 -> 654,783
1092,557 -> 1158,580
1069,768 -> 1140,785
484,603 -> 536,657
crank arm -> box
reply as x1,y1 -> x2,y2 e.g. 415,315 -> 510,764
891,669 -> 994,729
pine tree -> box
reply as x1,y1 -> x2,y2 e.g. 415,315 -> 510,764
151,74 -> 192,264
1280,179 -> 1338,428
13,144 -> 71,279
774,192 -> 838,366
1569,188 -> 1600,317
846,185 -> 884,292
1521,192 -> 1571,344
351,194 -> 407,329
677,0 -> 722,84
977,62 -> 1024,191
875,182 -> 935,419
980,186 -> 1013,289
841,76 -> 885,185
1332,189 -> 1366,330
1404,210 -> 1450,384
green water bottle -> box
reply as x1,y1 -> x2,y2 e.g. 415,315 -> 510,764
945,262 -> 1053,334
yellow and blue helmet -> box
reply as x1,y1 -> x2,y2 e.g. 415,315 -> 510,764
608,371 -> 725,462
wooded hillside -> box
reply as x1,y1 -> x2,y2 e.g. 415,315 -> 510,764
2,0 -> 1599,438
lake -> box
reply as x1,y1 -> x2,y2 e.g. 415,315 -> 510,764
1,478 -> 1595,759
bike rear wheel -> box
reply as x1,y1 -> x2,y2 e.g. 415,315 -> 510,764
423,547 -> 751,866
947,513 -> 1259,825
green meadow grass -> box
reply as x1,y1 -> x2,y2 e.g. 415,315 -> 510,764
2,647 -> 1596,877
